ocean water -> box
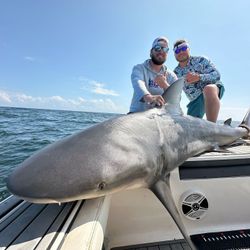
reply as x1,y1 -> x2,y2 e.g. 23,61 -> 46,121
0,106 -> 119,202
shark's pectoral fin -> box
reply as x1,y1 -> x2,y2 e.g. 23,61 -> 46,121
196,144 -> 231,156
211,144 -> 231,153
151,177 -> 197,250
225,138 -> 250,148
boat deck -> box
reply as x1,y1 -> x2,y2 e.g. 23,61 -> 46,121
111,239 -> 190,250
0,196 -> 192,250
0,196 -> 82,249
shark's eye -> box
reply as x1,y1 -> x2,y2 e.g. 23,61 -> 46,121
98,182 -> 106,190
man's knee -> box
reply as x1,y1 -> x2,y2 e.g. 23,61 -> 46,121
203,84 -> 219,98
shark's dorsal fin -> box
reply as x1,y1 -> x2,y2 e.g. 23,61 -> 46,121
239,108 -> 250,139
240,108 -> 250,127
224,118 -> 232,126
162,77 -> 184,105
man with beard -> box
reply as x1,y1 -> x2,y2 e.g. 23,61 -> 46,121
173,39 -> 224,122
129,36 -> 177,113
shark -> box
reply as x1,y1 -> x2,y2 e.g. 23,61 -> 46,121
7,78 -> 250,249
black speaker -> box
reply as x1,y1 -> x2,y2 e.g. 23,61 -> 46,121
181,192 -> 208,220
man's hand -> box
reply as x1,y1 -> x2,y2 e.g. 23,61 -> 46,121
154,72 -> 170,89
185,72 -> 200,84
144,94 -> 165,107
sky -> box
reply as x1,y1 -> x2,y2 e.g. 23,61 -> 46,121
0,0 -> 249,121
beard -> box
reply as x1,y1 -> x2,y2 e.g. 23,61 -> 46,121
176,54 -> 189,63
151,54 -> 166,65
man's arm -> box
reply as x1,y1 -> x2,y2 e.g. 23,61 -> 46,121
198,57 -> 221,83
131,65 -> 165,106
185,57 -> 220,84
131,65 -> 150,101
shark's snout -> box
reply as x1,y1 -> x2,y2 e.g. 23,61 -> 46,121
6,138 -> 125,203
7,164 -> 52,203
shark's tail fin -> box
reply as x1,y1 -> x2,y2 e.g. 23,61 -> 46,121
239,108 -> 250,138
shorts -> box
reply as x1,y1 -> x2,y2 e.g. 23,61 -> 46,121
187,83 -> 225,118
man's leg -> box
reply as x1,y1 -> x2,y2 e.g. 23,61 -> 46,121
203,85 -> 220,122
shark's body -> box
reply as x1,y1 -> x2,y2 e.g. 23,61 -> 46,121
7,78 -> 249,249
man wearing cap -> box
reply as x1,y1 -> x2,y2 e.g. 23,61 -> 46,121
173,39 -> 225,122
129,36 -> 177,113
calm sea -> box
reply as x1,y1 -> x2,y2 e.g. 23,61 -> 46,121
0,106 -> 119,202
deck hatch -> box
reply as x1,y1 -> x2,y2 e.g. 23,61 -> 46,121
179,162 -> 250,180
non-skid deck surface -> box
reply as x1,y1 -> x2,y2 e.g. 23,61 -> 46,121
111,239 -> 191,250
111,230 -> 250,250
0,196 -> 83,249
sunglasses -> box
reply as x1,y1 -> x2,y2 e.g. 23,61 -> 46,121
153,45 -> 169,53
174,45 -> 188,54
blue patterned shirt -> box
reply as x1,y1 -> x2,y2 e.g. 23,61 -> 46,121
174,56 -> 222,101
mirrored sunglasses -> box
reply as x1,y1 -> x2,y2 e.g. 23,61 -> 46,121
174,45 -> 188,54
153,45 -> 169,53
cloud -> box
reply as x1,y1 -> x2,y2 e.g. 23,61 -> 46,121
24,56 -> 35,62
0,88 -> 247,117
16,93 -> 34,102
50,96 -> 65,102
91,82 -> 119,96
79,77 -> 119,96
89,98 -> 118,111
0,89 -> 124,113
0,90 -> 11,103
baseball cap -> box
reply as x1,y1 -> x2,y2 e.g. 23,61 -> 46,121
152,36 -> 169,48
